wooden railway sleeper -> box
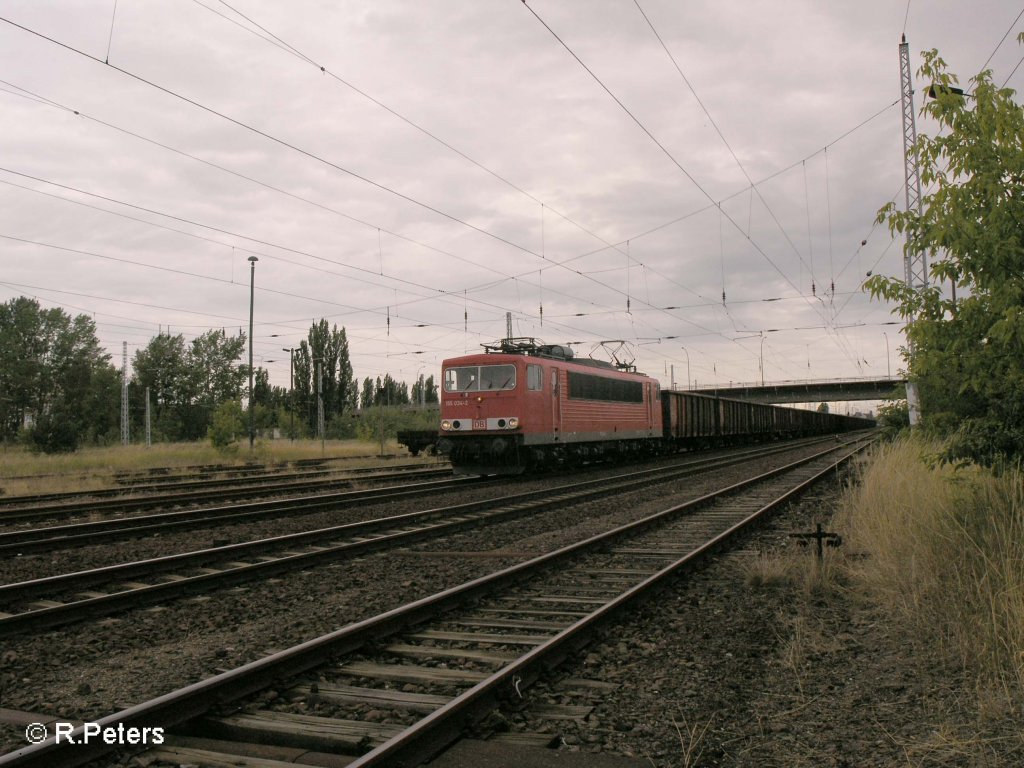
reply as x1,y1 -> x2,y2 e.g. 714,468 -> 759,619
0,437 -> 874,768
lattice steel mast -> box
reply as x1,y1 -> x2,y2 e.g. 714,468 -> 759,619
899,34 -> 928,291
120,341 -> 129,445
899,34 -> 926,424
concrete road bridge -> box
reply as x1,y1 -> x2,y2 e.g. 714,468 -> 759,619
684,377 -> 906,405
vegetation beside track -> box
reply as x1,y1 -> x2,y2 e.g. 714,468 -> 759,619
747,436 -> 1024,764
835,438 -> 1024,700
0,438 -> 423,497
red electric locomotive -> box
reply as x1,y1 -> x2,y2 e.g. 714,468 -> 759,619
437,338 -> 662,474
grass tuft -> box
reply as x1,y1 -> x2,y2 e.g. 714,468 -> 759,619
834,437 -> 1024,702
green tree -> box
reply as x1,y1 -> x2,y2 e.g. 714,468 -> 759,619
371,374 -> 409,406
0,297 -> 117,449
411,374 -> 439,406
187,329 -> 246,410
867,43 -> 1024,468
132,333 -> 191,440
876,399 -> 910,437
360,376 -> 375,410
252,367 -> 272,409
81,362 -> 122,444
133,329 -> 246,441
292,320 -> 355,433
346,377 -> 360,414
208,399 -> 245,451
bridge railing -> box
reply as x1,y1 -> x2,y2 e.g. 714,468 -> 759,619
682,375 -> 906,392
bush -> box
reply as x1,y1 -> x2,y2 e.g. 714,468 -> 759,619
29,409 -> 81,454
327,412 -> 359,440
875,399 -> 909,437
208,401 -> 245,450
836,437 -> 1024,694
942,417 -> 1024,473
353,406 -> 438,442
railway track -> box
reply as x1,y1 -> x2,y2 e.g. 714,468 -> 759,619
0,474 -> 484,555
0,457 -> 442,507
0,436 -> 847,637
0,435 -> 850,554
0,465 -> 450,526
0,435 -> 873,768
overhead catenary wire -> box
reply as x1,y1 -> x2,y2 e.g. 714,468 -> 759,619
979,5 -> 1024,74
521,0 -> 865,372
633,0 -> 827,299
0,17 -> 901,346
0,16 -> 551,266
0,6 -> 922,386
0,161 -> 693,354
524,1 -> 845,344
0,60 -> 707,352
0,179 -> 684,368
186,1 -> 746,344
196,0 -> 643,270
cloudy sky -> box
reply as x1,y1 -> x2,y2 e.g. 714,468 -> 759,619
1,0 -> 1021,401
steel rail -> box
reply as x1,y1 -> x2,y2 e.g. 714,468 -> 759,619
0,435 -> 843,554
347,437 -> 873,767
0,436 -> 872,768
0,458 -> 439,506
0,466 -> 450,523
0,437 -> 842,636
0,475 -> 487,554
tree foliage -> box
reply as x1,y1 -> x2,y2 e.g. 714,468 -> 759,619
875,399 -> 910,437
867,42 -> 1024,467
1,299 -> 432,450
208,399 -> 245,451
132,330 -> 246,441
411,374 -> 439,406
292,320 -> 355,435
0,297 -> 119,450
188,329 -> 247,410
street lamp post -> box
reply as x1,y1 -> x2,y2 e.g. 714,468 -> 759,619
883,332 -> 891,379
759,333 -> 765,386
679,347 -> 691,390
247,256 -> 258,450
282,347 -> 295,440
733,332 -> 765,386
312,357 -> 325,454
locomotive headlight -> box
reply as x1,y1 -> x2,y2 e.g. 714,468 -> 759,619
441,420 -> 452,431
508,417 -> 519,429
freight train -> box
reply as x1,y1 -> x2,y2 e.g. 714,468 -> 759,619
435,338 -> 873,475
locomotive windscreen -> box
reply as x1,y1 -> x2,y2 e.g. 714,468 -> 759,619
567,371 -> 643,403
444,364 -> 517,392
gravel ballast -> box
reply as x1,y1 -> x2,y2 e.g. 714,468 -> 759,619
6,442 -> 1013,767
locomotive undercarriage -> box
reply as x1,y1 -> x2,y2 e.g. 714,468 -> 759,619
437,434 -> 665,476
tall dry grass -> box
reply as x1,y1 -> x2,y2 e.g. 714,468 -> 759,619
0,438 -> 412,496
834,437 -> 1024,698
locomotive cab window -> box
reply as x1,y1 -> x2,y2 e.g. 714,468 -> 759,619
527,364 -> 543,391
444,364 -> 517,393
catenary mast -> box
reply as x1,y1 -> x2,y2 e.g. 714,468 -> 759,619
898,34 -> 926,425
